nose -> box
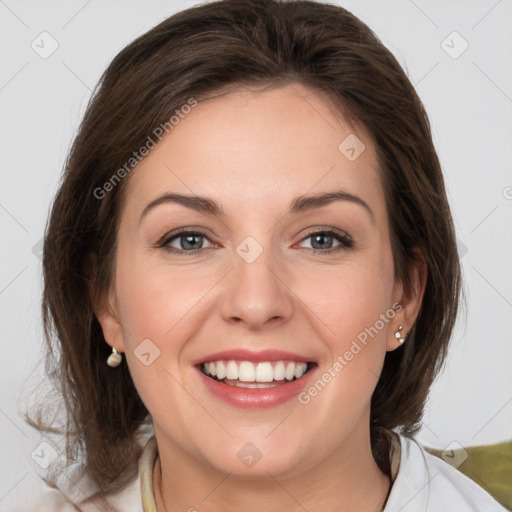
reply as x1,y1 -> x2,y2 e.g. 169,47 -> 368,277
219,243 -> 294,331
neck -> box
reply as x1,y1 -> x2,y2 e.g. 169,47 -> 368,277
153,416 -> 390,512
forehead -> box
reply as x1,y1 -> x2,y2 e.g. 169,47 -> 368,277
122,82 -> 384,220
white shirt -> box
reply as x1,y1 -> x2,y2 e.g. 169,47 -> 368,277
384,434 -> 508,511
18,434 -> 508,511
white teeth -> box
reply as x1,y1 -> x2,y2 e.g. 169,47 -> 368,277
273,361 -> 285,381
294,363 -> 306,379
216,361 -> 226,380
285,362 -> 296,380
226,360 -> 238,380
225,381 -> 279,388
255,362 -> 274,382
239,361 -> 256,382
201,360 -> 310,383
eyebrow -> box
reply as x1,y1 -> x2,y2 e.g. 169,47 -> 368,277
140,189 -> 375,224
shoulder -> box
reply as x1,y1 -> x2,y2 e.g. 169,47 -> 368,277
384,433 -> 509,512
15,434 -> 157,512
14,464 -> 142,512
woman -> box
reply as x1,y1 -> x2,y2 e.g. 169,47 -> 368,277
26,0 -> 507,510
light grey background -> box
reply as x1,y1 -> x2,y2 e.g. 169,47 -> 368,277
1,0 -> 511,507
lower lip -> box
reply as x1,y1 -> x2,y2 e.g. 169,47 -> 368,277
196,365 -> 317,408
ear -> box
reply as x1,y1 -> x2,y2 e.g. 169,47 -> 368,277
94,289 -> 126,353
387,249 -> 427,351
86,254 -> 126,354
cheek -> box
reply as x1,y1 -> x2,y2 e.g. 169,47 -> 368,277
114,253 -> 211,345
304,251 -> 395,348
292,268 -> 396,440
112,255 -> 209,420
115,231 -> 395,365
298,246 -> 396,405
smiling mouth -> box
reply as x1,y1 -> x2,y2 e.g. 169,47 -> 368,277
199,360 -> 317,388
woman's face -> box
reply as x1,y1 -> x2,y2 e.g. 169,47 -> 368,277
99,82 -> 419,478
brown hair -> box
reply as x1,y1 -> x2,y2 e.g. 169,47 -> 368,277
36,0 -> 461,498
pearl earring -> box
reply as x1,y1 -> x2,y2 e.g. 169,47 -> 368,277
394,325 -> 407,345
107,347 -> 123,367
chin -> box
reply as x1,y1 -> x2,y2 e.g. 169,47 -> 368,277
197,438 -> 311,479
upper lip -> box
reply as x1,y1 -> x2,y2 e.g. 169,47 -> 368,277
194,349 -> 314,365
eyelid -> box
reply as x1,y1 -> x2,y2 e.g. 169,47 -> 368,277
157,226 -> 353,254
296,227 -> 353,252
299,226 -> 351,241
157,227 -> 214,251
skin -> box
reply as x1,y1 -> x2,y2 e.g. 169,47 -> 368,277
97,82 -> 426,512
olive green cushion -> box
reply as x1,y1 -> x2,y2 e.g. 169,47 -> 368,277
425,441 -> 512,511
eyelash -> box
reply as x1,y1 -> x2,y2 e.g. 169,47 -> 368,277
158,227 -> 353,255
